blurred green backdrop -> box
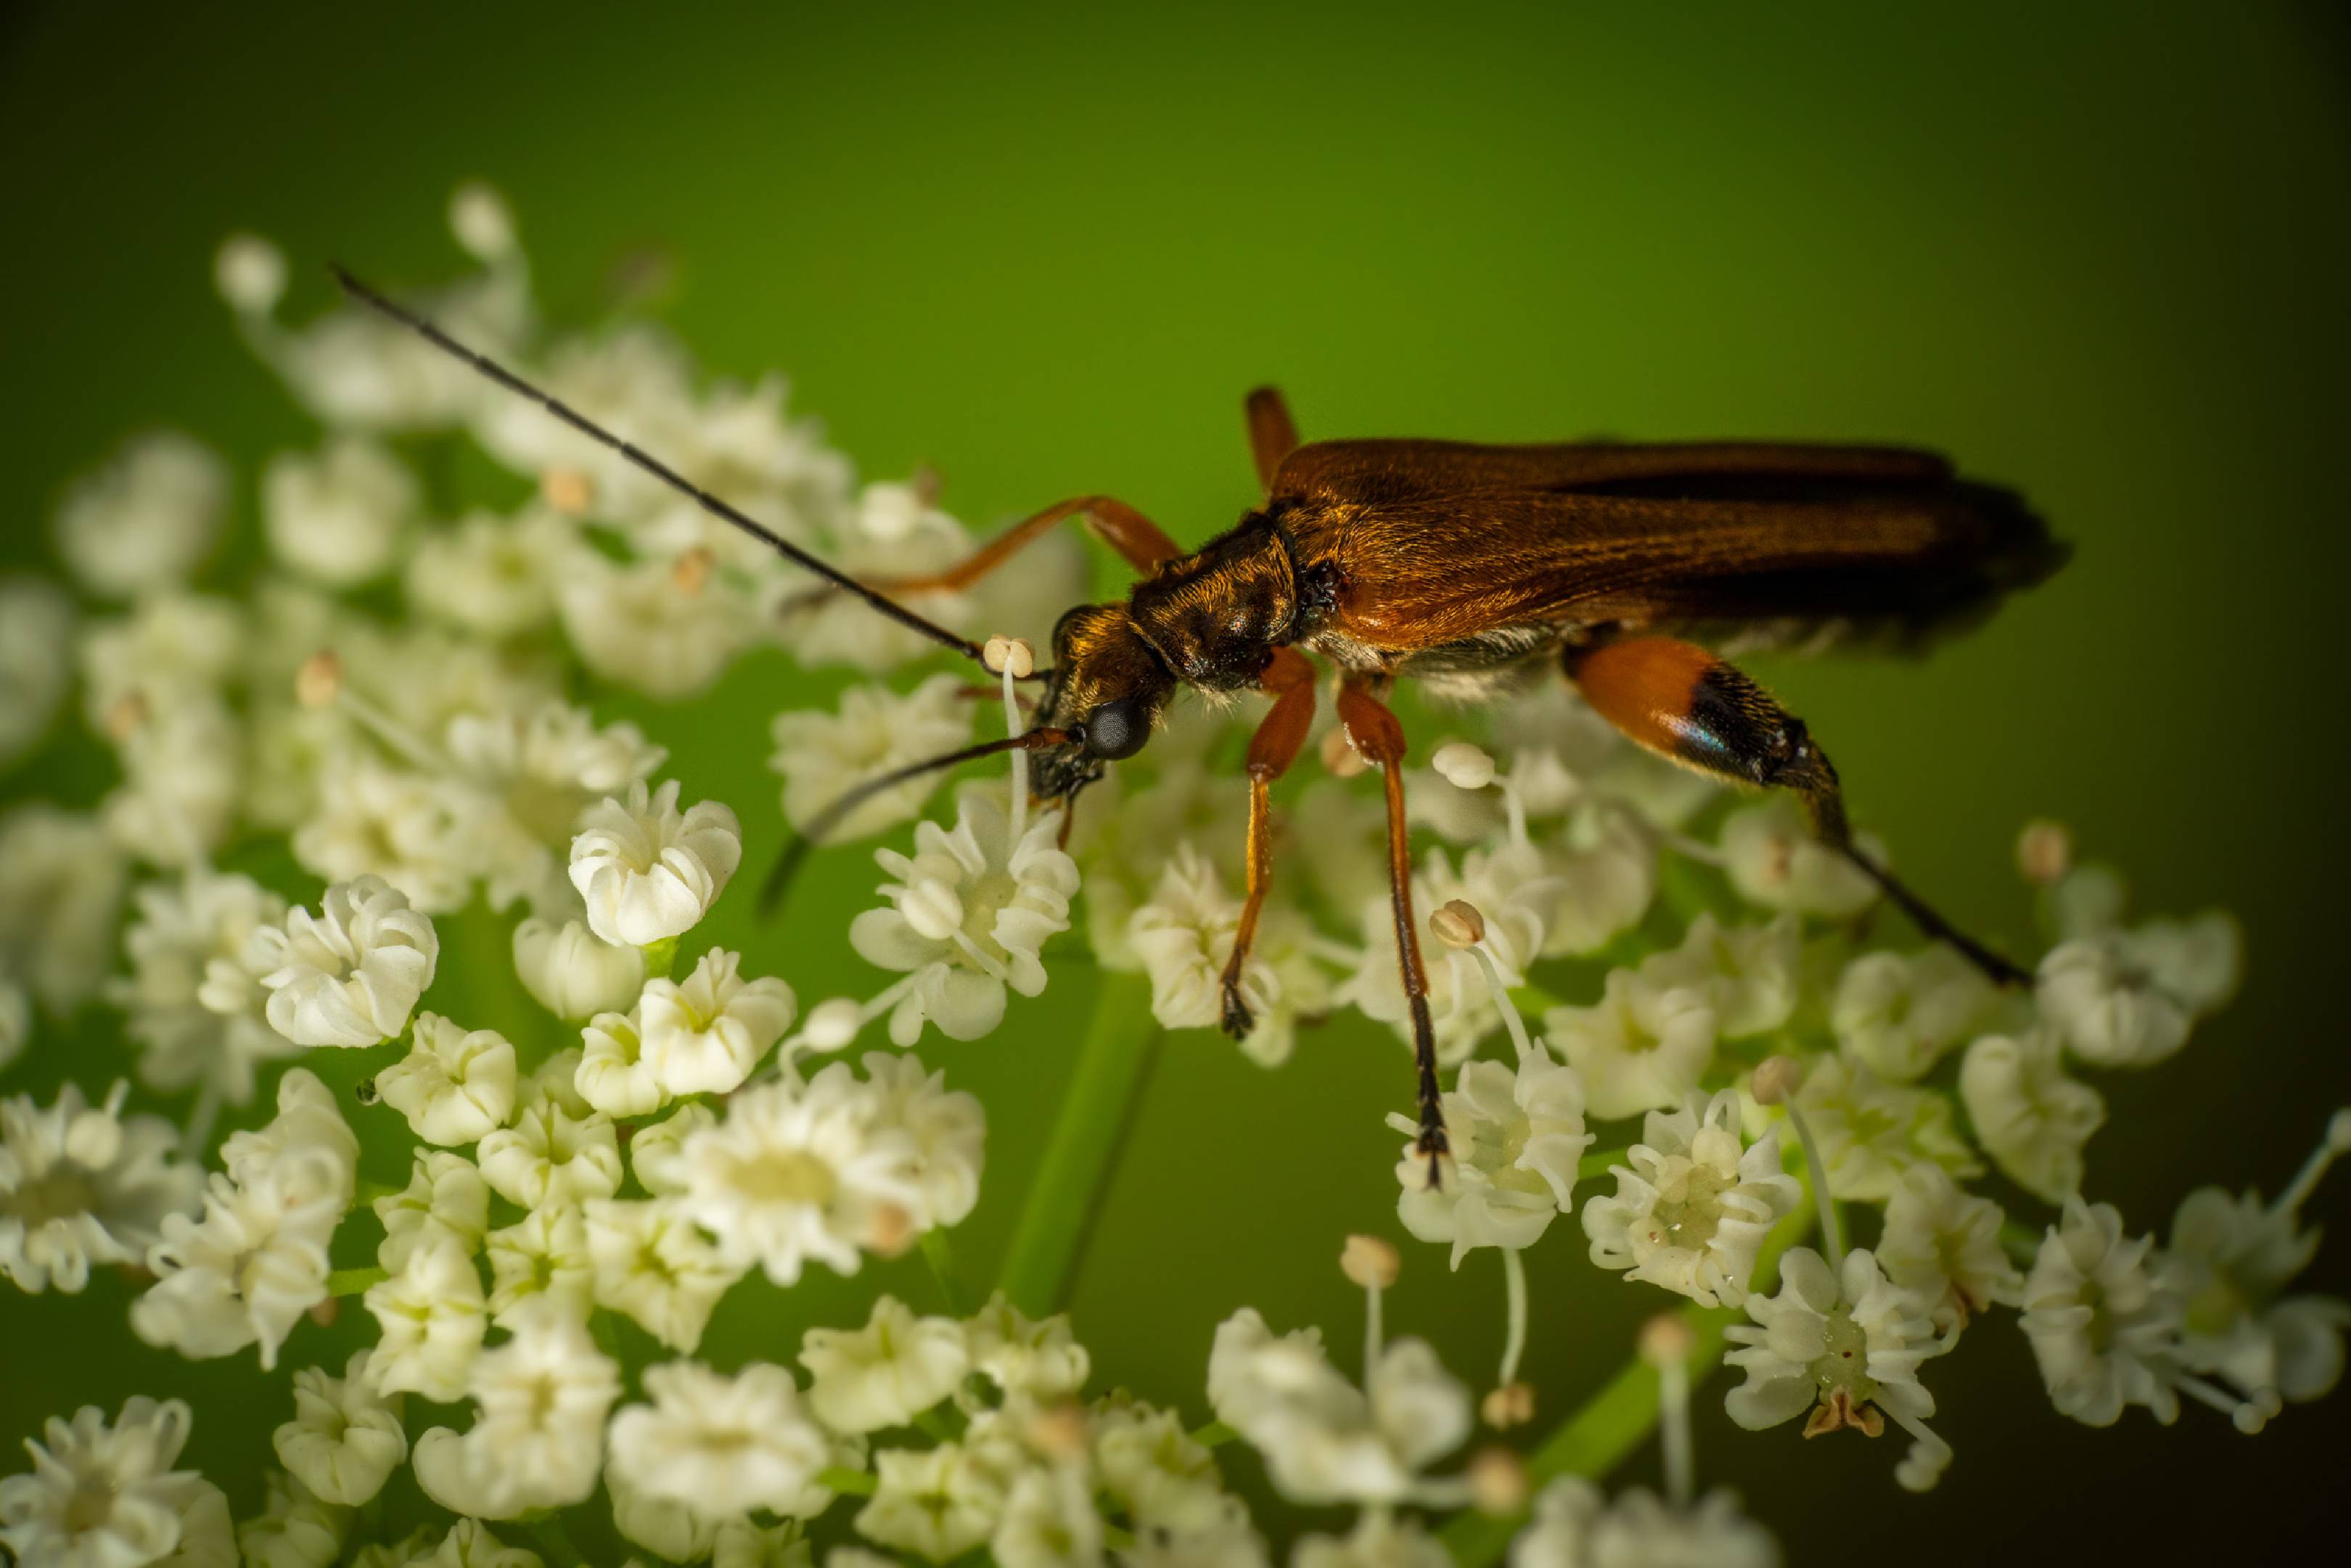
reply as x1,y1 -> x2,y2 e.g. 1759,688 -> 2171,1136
4,0 -> 2349,1559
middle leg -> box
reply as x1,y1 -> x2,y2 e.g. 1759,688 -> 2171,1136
1335,673 -> 1451,1181
1218,647 -> 1318,1037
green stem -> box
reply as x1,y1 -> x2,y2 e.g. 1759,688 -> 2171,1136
997,970 -> 1160,1316
326,1266 -> 387,1298
921,1227 -> 967,1317
1438,1181 -> 1818,1568
1189,1420 -> 1237,1449
1577,1146 -> 1629,1181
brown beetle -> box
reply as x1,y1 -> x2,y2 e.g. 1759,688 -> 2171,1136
335,269 -> 2064,1179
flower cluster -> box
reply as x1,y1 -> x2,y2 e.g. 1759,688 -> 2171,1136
1,184 -> 2342,1568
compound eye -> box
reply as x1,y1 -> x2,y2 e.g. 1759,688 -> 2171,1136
1082,695 -> 1149,760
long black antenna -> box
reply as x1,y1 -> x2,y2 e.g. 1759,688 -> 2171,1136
758,727 -> 1073,916
329,264 -> 987,665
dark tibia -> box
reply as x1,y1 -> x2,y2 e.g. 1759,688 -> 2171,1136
1410,993 -> 1448,1186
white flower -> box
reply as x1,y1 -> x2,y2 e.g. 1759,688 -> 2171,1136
558,551 -> 757,699
1,1080 -> 202,1293
610,1470 -> 719,1564
0,1396 -> 207,1568
54,432 -> 227,599
856,1433 -> 1023,1563
408,1518 -> 542,1568
776,480 -> 972,670
102,694 -> 244,869
569,779 -> 742,946
2022,1197 -> 2185,1425
1393,1049 -> 1592,1268
76,590 -> 243,728
800,1294 -> 972,1432
630,1101 -> 717,1197
513,916 -> 646,1021
406,505 -> 574,639
236,1471 -> 348,1568
850,789 -> 1080,1043
1088,1395 -> 1227,1535
717,1520 -> 818,1568
1582,1090 -> 1799,1308
771,675 -> 973,837
1128,845 -> 1328,1067
575,1005 -> 665,1117
0,575 -> 75,767
965,1292 -> 1091,1403
374,1012 -> 517,1144
0,804 -> 127,1014
414,1301 -> 619,1518
1633,914 -> 1800,1040
1540,808 -> 1658,958
154,1480 -> 233,1568
1206,1309 -> 1471,1506
639,948 -> 796,1096
133,1071 -> 355,1369
1958,1029 -> 2104,1203
1343,842 -> 1564,1064
2036,912 -> 2241,1069
363,1237 -> 487,1401
261,263 -> 529,432
1510,1477 -> 1781,1568
1831,945 -> 1995,1083
1718,797 -> 1879,918
1543,969 -> 1715,1121
607,1360 -> 834,1518
1292,1511 -> 1451,1568
1876,1163 -> 2023,1331
583,1196 -> 744,1352
484,1204 -> 594,1326
292,759 -> 478,915
1117,1525 -> 1268,1568
1792,1052 -> 1981,1203
861,1048 -> 986,1229
1725,1245 -> 1952,1474
111,867 -> 292,1104
2167,1182 -> 2350,1405
216,232 -> 288,313
251,875 -> 440,1048
991,1466 -> 1104,1568
446,698 -> 668,913
374,1150 -> 491,1271
673,1065 -> 927,1286
262,437 -> 418,586
274,1350 -> 407,1506
476,1093 -> 621,1211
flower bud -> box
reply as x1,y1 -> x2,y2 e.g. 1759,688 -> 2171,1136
1339,1233 -> 1400,1289
1432,741 -> 1496,792
215,234 -> 287,313
513,917 -> 648,1022
801,997 -> 864,1052
448,182 -> 517,260
2016,819 -> 2074,886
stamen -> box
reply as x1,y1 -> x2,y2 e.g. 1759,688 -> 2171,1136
1437,898 -> 1540,1065
2162,1363 -> 2273,1433
1887,1408 -> 1953,1493
1754,1055 -> 1844,1272
1639,1313 -> 1697,1508
299,649 -> 449,772
2272,1107 -> 2351,1220
985,636 -> 1035,842
1498,1247 -> 1530,1392
1341,1234 -> 1400,1371
949,930 -> 1014,986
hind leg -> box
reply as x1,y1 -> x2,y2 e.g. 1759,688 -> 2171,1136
1567,636 -> 2028,985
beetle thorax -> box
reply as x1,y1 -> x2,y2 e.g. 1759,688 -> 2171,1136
1125,514 -> 1301,690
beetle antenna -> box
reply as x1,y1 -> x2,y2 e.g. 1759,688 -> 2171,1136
758,727 -> 1073,917
328,264 -> 989,666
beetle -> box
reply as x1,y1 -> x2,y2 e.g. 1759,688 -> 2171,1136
334,268 -> 2065,1178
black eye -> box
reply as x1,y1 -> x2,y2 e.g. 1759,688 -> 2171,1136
1083,696 -> 1149,760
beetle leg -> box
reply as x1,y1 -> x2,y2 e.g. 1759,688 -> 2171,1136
1336,674 -> 1451,1183
1245,386 -> 1300,494
1567,636 -> 2029,985
869,495 -> 1183,592
1218,647 -> 1318,1037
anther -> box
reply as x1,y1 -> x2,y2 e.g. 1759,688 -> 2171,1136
104,690 -> 150,744
865,1202 -> 915,1257
1431,899 -> 1487,950
1025,1401 -> 1090,1458
1340,1234 -> 1401,1290
800,998 -> 863,1052
295,649 -> 344,710
1638,1312 -> 1697,1368
2016,820 -> 2074,886
671,546 -> 715,596
541,468 -> 595,516
1467,1447 -> 1530,1515
1750,1054 -> 1804,1107
1482,1382 -> 1535,1429
982,636 -> 1036,679
1432,741 -> 1498,792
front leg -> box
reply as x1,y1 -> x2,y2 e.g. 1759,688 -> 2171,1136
1335,674 -> 1450,1181
1218,647 -> 1318,1036
871,494 -> 1183,591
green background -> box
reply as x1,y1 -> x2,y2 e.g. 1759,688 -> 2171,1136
4,0 -> 2349,1559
